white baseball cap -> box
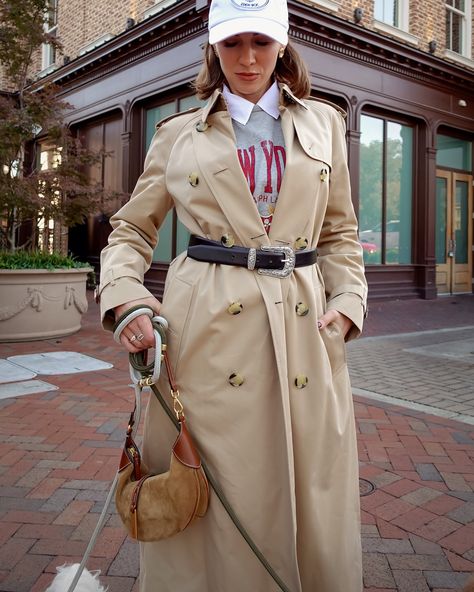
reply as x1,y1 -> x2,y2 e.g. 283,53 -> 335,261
208,0 -> 289,46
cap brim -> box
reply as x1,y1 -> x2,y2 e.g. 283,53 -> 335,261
209,17 -> 288,46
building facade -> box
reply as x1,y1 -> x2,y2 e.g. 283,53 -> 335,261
10,0 -> 474,300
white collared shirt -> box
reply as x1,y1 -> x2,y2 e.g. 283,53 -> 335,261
223,81 -> 280,125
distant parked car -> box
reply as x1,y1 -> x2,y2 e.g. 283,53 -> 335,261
360,239 -> 378,254
360,220 -> 399,249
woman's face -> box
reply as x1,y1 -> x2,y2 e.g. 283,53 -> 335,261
215,33 -> 282,104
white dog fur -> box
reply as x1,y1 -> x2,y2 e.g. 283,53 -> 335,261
45,564 -> 107,592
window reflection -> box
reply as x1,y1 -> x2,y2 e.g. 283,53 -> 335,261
359,114 -> 413,265
145,96 -> 205,263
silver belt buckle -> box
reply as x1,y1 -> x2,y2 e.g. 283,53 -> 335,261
257,245 -> 296,278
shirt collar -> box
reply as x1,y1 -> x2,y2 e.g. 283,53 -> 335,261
222,81 -> 280,125
200,83 -> 308,124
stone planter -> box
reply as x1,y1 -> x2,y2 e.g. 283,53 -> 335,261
0,267 -> 92,342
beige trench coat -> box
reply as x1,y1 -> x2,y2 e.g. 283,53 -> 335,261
100,84 -> 368,592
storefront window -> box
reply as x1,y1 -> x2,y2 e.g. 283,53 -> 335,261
145,96 -> 204,263
436,134 -> 472,171
359,114 -> 413,265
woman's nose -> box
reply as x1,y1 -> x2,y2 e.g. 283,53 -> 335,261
239,46 -> 256,66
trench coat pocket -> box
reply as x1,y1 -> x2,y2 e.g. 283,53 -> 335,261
160,275 -> 195,376
320,322 -> 347,377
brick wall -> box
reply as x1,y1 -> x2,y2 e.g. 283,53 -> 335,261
1,0 -> 473,88
299,0 -> 473,66
54,0 -> 158,64
0,0 -> 157,86
409,0 -> 444,52
27,0 -> 474,73
336,0 -> 375,25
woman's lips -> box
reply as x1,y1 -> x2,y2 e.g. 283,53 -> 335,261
236,73 -> 259,81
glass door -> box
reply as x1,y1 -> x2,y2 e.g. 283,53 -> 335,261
436,171 -> 473,294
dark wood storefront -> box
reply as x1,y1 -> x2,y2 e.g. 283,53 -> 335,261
44,0 -> 474,300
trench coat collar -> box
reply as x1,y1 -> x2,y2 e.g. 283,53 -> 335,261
199,83 -> 308,123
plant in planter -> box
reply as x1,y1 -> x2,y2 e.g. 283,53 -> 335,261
0,0 -> 120,341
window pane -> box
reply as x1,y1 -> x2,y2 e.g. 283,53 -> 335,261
445,0 -> 465,8
359,115 -> 383,264
451,11 -> 463,53
446,7 -> 464,53
446,9 -> 452,49
145,96 -> 205,262
386,122 -> 412,264
175,96 -> 205,255
359,115 -> 413,265
154,211 -> 173,262
145,102 -> 176,263
179,95 -> 205,112
47,0 -> 58,29
436,135 -> 472,171
435,178 -> 447,264
146,101 -> 175,150
375,0 -> 399,26
454,180 -> 468,264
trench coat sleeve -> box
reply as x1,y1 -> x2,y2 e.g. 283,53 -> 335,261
318,109 -> 368,341
98,123 -> 177,330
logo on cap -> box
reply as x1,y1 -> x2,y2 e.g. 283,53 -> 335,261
230,0 -> 270,10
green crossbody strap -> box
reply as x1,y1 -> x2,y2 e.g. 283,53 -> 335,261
149,381 -> 293,592
129,318 -> 293,592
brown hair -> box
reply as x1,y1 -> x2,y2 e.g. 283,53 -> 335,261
193,41 -> 311,100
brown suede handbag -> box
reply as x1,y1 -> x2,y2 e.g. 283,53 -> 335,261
113,314 -> 291,592
115,327 -> 209,542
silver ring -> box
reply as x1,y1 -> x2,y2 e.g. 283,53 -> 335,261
129,335 -> 137,343
136,333 -> 144,341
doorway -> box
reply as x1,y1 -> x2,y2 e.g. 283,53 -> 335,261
435,170 -> 473,294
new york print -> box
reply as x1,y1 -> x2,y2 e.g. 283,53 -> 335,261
237,140 -> 286,233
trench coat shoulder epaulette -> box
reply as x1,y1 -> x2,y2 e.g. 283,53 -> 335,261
155,107 -> 201,131
305,96 -> 347,119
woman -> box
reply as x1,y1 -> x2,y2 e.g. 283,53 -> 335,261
99,0 -> 368,590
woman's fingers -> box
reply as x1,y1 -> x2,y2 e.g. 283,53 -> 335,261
114,297 -> 162,352
317,309 -> 340,329
134,315 -> 155,348
317,310 -> 352,337
120,316 -> 155,352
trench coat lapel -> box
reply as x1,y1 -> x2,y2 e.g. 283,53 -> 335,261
193,97 -> 271,247
266,106 -> 303,243
268,93 -> 326,245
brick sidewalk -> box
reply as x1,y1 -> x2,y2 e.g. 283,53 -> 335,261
0,295 -> 473,591
362,294 -> 473,338
348,327 -> 474,423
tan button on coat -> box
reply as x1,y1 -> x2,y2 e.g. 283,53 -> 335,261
100,84 -> 368,592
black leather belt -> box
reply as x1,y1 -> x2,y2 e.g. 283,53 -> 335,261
187,236 -> 317,278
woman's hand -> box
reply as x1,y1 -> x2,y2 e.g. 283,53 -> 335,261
114,296 -> 162,353
317,309 -> 352,339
